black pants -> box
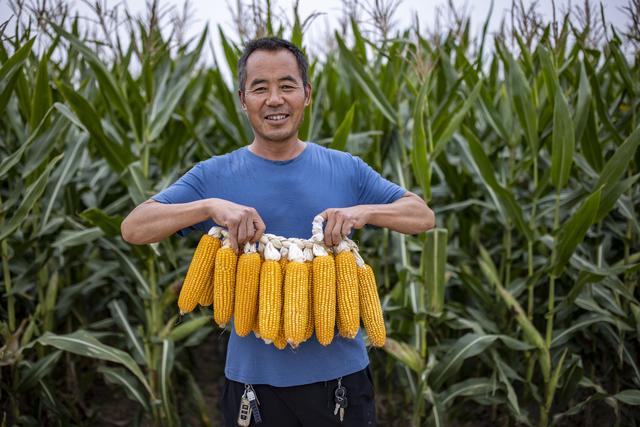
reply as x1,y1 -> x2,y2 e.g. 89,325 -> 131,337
220,366 -> 376,426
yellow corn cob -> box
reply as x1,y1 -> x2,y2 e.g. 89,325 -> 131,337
180,234 -> 220,311
273,306 -> 287,350
303,260 -> 314,341
284,260 -> 309,346
313,253 -> 336,346
279,257 -> 289,284
358,263 -> 386,347
335,249 -> 360,338
258,260 -> 282,343
233,248 -> 261,337
213,247 -> 238,327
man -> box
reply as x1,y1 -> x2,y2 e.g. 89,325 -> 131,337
121,37 -> 434,426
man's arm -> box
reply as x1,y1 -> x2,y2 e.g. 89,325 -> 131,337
120,198 -> 266,252
320,191 -> 435,246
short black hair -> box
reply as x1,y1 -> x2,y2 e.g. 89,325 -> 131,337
237,37 -> 309,92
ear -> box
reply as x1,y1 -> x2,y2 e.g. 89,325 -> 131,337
238,90 -> 247,110
304,84 -> 312,106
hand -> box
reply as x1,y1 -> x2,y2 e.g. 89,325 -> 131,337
206,199 -> 266,253
319,206 -> 371,247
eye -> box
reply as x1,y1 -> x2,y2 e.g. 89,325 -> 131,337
252,87 -> 267,93
281,85 -> 295,91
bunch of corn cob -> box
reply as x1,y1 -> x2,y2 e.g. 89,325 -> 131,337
177,216 -> 387,349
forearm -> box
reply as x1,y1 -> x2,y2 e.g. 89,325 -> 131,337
365,192 -> 435,234
121,199 -> 211,245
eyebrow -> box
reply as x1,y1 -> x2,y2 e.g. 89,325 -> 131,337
249,75 -> 299,88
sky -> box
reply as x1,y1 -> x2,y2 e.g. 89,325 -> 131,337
0,0 -> 633,69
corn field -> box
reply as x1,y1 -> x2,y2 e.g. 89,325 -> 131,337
1,0 -> 639,425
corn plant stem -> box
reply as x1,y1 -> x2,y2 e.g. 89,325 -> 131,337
1,240 -> 14,332
528,154 -> 539,319
545,190 -> 561,349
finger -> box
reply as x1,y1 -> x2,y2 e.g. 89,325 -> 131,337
323,212 -> 336,246
330,216 -> 343,246
237,216 -> 248,246
252,216 -> 266,243
243,216 -> 255,245
227,222 -> 240,253
340,220 -> 352,239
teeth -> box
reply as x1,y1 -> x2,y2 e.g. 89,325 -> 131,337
267,114 -> 287,120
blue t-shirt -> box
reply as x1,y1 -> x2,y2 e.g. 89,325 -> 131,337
152,142 -> 405,386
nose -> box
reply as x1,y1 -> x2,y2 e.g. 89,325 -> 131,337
266,88 -> 284,106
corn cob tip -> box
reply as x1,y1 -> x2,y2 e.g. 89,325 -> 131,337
263,339 -> 273,344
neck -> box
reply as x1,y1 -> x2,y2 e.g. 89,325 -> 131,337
248,139 -> 306,161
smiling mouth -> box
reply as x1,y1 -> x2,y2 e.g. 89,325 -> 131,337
264,113 -> 290,123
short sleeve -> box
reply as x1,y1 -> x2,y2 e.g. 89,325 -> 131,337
354,156 -> 406,205
151,162 -> 215,236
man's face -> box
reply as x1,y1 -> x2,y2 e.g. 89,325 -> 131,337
239,49 -> 311,145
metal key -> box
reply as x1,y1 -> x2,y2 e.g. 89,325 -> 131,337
246,384 -> 262,424
237,389 -> 252,427
333,378 -> 348,422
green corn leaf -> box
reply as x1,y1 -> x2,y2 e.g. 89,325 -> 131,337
460,128 -> 534,241
52,228 -> 104,249
0,37 -> 35,81
383,337 -> 424,374
552,188 -> 601,277
551,313 -> 615,348
0,154 -> 63,241
546,348 -> 569,409
42,135 -> 86,227
594,125 -> 640,191
169,315 -> 211,342
538,47 -> 558,105
98,366 -> 150,412
329,103 -> 355,151
51,23 -> 132,121
80,208 -> 123,237
411,79 -> 430,199
335,34 -> 397,124
595,173 -> 640,223
36,330 -> 154,399
159,339 -> 176,424
17,350 -> 62,391
422,228 -> 448,316
148,74 -> 191,141
56,82 -> 132,171
614,390 -> 640,406
29,51 -> 52,131
432,80 -> 481,159
551,89 -> 575,189
108,300 -> 146,365
431,333 -> 499,388
441,377 -> 495,406
508,55 -> 539,153
219,27 -> 239,80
